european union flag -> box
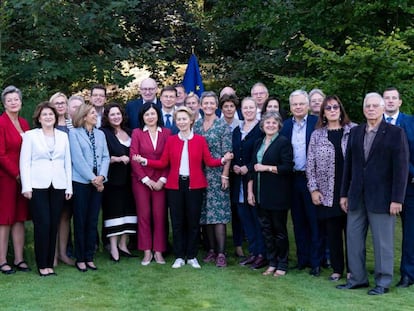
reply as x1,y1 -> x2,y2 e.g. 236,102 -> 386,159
182,54 -> 204,97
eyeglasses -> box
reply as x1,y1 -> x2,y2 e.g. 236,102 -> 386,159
91,94 -> 106,98
140,87 -> 156,92
290,102 -> 307,107
324,105 -> 339,111
364,103 -> 381,109
54,102 -> 66,106
252,91 -> 267,96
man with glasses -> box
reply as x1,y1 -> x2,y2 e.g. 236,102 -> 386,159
126,78 -> 161,129
337,92 -> 409,295
250,83 -> 269,120
280,90 -> 320,276
90,84 -> 107,128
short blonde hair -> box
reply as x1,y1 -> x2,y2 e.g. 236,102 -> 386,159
72,103 -> 95,128
174,106 -> 195,126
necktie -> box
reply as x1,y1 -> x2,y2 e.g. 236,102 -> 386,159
386,117 -> 393,124
165,114 -> 172,128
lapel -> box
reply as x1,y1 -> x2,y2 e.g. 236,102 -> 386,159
365,121 -> 387,163
79,128 -> 93,147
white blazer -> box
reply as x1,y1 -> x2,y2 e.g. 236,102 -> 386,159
20,128 -> 72,194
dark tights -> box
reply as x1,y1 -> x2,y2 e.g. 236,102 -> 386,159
205,224 -> 226,254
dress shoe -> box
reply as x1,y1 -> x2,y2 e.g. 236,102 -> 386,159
309,267 -> 321,277
250,255 -> 268,270
154,252 -> 166,265
368,286 -> 389,295
38,268 -> 49,277
239,255 -> 256,266
396,275 -> 414,288
141,253 -> 153,266
336,282 -> 369,290
110,254 -> 120,263
118,248 -> 137,258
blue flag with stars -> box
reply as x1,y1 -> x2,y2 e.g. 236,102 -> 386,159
183,54 -> 204,97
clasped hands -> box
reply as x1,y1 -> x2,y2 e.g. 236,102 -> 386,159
92,175 -> 104,192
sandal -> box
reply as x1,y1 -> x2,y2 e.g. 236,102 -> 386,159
273,270 -> 286,277
262,266 -> 276,276
13,260 -> 31,272
0,262 -> 15,275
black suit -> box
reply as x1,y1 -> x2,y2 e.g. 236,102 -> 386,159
250,134 -> 294,270
280,115 -> 320,269
125,98 -> 162,129
341,121 -> 409,288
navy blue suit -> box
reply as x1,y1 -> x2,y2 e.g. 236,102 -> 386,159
398,116 -> 414,282
280,115 -> 320,268
125,98 -> 162,129
383,112 -> 408,127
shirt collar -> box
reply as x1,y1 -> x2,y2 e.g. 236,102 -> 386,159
143,126 -> 162,132
178,130 -> 194,141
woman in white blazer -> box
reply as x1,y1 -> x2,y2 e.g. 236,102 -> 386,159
69,103 -> 109,272
20,102 -> 72,276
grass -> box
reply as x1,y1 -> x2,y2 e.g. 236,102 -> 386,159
1,217 -> 413,311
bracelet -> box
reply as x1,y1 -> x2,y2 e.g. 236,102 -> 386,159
221,175 -> 229,180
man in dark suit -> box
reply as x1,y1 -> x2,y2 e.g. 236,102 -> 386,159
160,86 -> 179,134
125,78 -> 161,129
383,87 -> 407,126
280,90 -> 320,276
398,114 -> 414,288
337,92 -> 409,295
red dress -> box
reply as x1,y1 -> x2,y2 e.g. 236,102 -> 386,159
0,112 -> 30,224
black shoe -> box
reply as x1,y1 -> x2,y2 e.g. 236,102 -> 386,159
38,269 -> 49,277
309,267 -> 321,277
368,286 -> 389,295
86,262 -> 98,271
13,261 -> 31,272
0,262 -> 15,275
118,248 -> 137,258
110,254 -> 120,263
336,282 -> 369,290
75,262 -> 87,272
396,275 -> 414,288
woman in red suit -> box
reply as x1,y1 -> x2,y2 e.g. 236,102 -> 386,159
134,106 -> 233,269
130,103 -> 170,265
0,86 -> 31,274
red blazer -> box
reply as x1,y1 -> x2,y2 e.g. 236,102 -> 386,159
0,113 -> 30,178
130,127 -> 171,182
146,134 -> 222,190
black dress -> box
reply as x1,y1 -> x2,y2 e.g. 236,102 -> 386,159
317,128 -> 346,219
101,127 -> 137,237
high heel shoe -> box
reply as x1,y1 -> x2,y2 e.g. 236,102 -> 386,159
141,253 -> 153,266
118,248 -> 137,258
75,262 -> 87,272
110,254 -> 120,263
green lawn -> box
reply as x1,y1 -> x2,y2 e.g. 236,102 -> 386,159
1,217 -> 413,311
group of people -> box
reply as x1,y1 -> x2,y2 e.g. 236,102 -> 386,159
0,80 -> 413,297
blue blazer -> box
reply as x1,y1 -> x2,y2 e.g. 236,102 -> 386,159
383,112 -> 408,127
341,121 -> 409,212
280,114 -> 318,152
400,115 -> 414,195
125,98 -> 162,129
69,127 -> 110,184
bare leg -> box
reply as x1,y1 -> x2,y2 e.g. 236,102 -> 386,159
118,234 -> 128,251
11,222 -> 28,267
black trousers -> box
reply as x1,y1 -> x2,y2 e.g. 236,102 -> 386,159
323,215 -> 348,275
167,177 -> 204,259
257,207 -> 289,271
30,187 -> 65,269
